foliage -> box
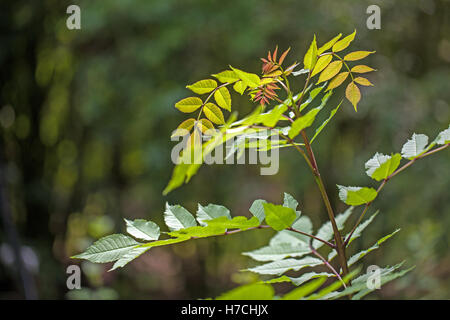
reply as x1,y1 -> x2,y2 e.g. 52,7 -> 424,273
73,31 -> 450,300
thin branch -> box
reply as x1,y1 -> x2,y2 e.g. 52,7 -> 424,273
288,227 -> 335,248
309,242 -> 346,287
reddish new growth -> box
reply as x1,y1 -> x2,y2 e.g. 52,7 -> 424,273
253,46 -> 296,107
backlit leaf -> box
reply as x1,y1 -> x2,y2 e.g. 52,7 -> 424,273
344,51 -> 375,61
317,33 -> 342,55
332,30 -> 356,52
303,35 -> 318,70
175,97 -> 203,113
215,283 -> 274,300
206,216 -> 260,231
351,65 -> 376,73
337,185 -> 377,206
365,153 -> 402,181
263,203 -> 297,231
326,72 -> 349,91
212,70 -> 240,83
310,100 -> 342,143
318,61 -> 343,83
214,87 -> 232,111
233,81 -> 247,95
288,107 -> 321,139
345,82 -> 361,111
248,257 -> 322,275
354,77 -> 373,86
311,55 -> 332,77
230,66 -> 261,88
204,102 -> 225,124
171,118 -> 196,138
186,79 -> 217,94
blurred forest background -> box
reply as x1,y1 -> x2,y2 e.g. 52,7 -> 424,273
0,0 -> 449,299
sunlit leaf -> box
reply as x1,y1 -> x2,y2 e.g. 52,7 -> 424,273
434,125 -> 450,145
288,107 -> 321,139
171,118 -> 196,138
204,102 -> 225,124
311,55 -> 332,77
214,87 -> 232,111
351,65 -> 376,73
233,81 -> 247,95
263,203 -> 297,231
212,70 -> 240,83
303,35 -> 318,70
206,216 -> 260,231
230,66 -> 261,88
186,79 -> 217,94
365,153 -> 402,181
175,97 -> 203,113
282,277 -> 327,300
317,33 -> 342,55
197,118 -> 215,133
318,61 -> 343,83
326,72 -> 349,91
354,77 -> 373,86
337,186 -> 377,206
344,51 -> 375,61
345,82 -> 361,111
332,30 -> 356,52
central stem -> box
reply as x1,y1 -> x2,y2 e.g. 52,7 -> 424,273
294,71 -> 350,278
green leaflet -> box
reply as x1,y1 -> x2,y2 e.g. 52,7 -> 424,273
125,219 -> 160,241
365,153 -> 402,181
72,234 -> 140,263
215,283 -> 274,300
247,257 -> 322,275
281,277 -> 327,300
332,30 -> 356,52
312,206 -> 353,248
186,79 -> 217,94
310,99 -> 342,144
258,103 -> 288,127
205,216 -> 260,231
214,87 -> 232,111
317,33 -> 342,55
175,97 -> 203,113
263,203 -> 297,231
243,242 -> 310,262
401,133 -> 429,159
337,185 -> 377,206
230,66 -> 260,88
164,203 -> 197,231
348,229 -> 400,266
196,203 -> 231,226
168,225 -> 226,238
303,35 -> 318,70
212,70 -> 240,84
288,107 -> 321,139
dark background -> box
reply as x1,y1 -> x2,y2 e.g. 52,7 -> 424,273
0,0 -> 449,299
